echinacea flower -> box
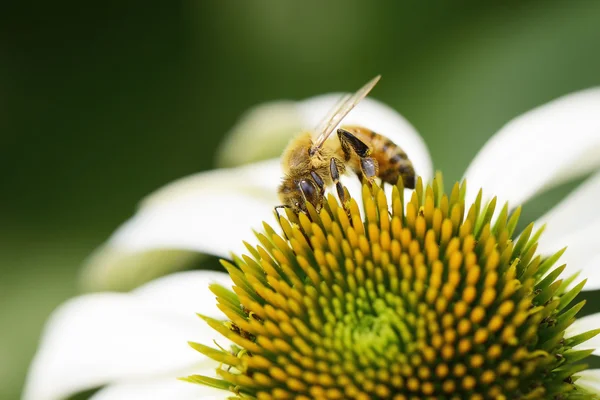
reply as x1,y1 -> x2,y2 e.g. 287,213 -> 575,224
24,86 -> 600,399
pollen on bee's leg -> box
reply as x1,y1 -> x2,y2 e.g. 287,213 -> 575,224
360,157 -> 378,184
186,173 -> 599,400
335,186 -> 356,225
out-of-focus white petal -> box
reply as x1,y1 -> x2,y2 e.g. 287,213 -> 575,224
80,159 -> 281,291
464,87 -> 600,208
216,101 -> 303,168
122,158 -> 282,258
79,249 -> 206,292
298,94 -> 433,184
90,375 -> 228,400
109,190 -> 274,258
575,369 -> 600,395
132,270 -> 232,319
23,271 -> 231,400
537,222 -> 600,290
535,172 -> 600,290
566,313 -> 600,353
536,171 -> 600,240
140,159 -> 281,210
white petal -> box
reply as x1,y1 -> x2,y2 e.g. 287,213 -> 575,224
575,369 -> 600,395
566,312 -> 600,353
464,87 -> 600,208
536,171 -> 600,240
91,376 -> 228,400
23,271 -> 232,400
109,190 -> 274,258
140,158 -> 281,210
298,94 -> 433,183
537,223 -> 600,290
79,248 -> 207,292
80,160 -> 282,290
216,101 -> 304,167
110,159 -> 282,258
535,172 -> 600,290
132,270 -> 233,319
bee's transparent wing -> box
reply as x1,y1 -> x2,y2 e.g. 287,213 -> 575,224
310,75 -> 381,153
312,93 -> 351,143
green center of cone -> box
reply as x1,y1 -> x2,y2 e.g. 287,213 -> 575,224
184,175 -> 599,400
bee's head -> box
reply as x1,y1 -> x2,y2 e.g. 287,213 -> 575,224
278,177 -> 323,214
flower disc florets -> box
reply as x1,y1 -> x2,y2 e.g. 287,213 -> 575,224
185,176 -> 598,399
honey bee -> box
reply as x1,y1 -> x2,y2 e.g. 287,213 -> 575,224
277,76 -> 416,214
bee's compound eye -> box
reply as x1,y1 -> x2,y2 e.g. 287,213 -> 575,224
298,180 -> 321,209
299,180 -> 316,199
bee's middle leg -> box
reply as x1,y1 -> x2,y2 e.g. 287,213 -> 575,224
329,158 -> 349,209
337,128 -> 379,185
310,171 -> 325,194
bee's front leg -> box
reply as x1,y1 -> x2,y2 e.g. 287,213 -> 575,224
310,171 -> 325,194
329,157 -> 351,217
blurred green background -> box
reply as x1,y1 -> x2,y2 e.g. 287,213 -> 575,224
2,1 -> 600,398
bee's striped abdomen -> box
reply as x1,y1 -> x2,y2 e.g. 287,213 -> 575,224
341,125 -> 416,188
